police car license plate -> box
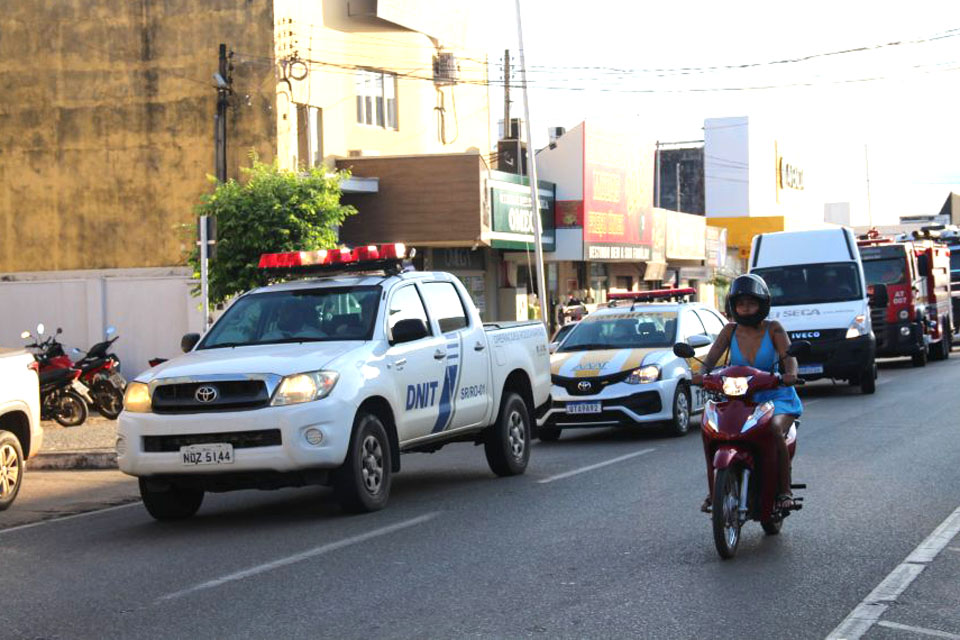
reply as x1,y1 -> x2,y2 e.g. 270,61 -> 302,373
181,443 -> 234,466
567,401 -> 601,415
798,364 -> 823,375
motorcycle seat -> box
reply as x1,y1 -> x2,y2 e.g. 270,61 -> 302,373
39,368 -> 77,385
79,357 -> 108,373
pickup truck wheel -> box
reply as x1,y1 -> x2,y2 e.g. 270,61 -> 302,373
138,479 -> 204,520
333,412 -> 391,513
667,383 -> 691,437
0,431 -> 24,511
538,426 -> 562,442
484,392 -> 530,476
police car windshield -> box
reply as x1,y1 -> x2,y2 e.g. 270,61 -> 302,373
199,286 -> 381,349
558,312 -> 677,352
752,262 -> 862,306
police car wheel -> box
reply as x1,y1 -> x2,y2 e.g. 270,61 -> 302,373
485,392 -> 530,477
667,383 -> 691,437
138,479 -> 204,520
334,412 -> 392,514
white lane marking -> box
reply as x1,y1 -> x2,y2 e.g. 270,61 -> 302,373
876,621 -> 960,639
0,502 -> 141,536
826,503 -> 960,640
156,512 -> 440,604
537,448 -> 655,484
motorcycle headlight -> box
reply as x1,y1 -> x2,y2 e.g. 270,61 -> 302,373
123,382 -> 152,413
625,365 -> 660,385
741,401 -> 775,433
702,400 -> 719,432
721,376 -> 751,397
846,314 -> 868,339
271,371 -> 339,406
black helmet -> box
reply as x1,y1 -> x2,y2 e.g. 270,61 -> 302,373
727,274 -> 771,327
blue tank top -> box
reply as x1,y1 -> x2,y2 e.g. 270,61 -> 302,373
729,324 -> 803,416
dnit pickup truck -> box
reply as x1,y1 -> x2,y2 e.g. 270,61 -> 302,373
119,246 -> 550,520
0,348 -> 42,510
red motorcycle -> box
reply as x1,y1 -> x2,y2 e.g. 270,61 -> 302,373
673,340 -> 809,559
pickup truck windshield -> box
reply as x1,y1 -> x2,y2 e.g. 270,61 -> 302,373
559,312 -> 676,352
199,286 -> 382,349
753,262 -> 862,306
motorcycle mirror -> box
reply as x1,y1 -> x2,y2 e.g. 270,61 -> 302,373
20,330 -> 31,339
673,343 -> 696,359
105,325 -> 117,336
37,323 -> 45,335
56,327 -> 63,335
787,340 -> 811,357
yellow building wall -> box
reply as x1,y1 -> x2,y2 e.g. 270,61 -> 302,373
707,216 -> 787,259
272,0 -> 492,169
0,1 -> 278,272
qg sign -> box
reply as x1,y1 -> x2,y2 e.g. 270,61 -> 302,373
489,170 -> 556,251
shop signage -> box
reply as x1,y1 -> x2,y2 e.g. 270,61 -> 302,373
777,157 -> 804,191
665,210 -> 706,260
705,226 -> 728,268
582,124 -> 655,262
489,170 -> 556,251
432,248 -> 486,271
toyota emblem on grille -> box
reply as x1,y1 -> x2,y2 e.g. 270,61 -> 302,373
577,381 -> 592,392
195,385 -> 219,403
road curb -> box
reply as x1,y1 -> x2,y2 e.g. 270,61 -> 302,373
28,449 -> 118,471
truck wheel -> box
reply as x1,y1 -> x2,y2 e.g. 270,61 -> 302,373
911,344 -> 928,368
139,479 -> 204,520
0,431 -> 24,511
333,412 -> 392,513
940,334 -> 951,360
484,392 -> 531,477
667,383 -> 691,437
860,362 -> 877,395
538,426 -> 562,442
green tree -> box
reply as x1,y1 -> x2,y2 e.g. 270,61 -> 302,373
190,156 -> 356,305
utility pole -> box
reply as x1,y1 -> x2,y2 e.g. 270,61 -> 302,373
203,43 -> 231,331
503,49 -> 510,142
514,0 -> 548,327
865,144 -> 873,228
675,161 -> 682,212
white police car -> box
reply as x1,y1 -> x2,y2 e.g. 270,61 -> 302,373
538,289 -> 727,440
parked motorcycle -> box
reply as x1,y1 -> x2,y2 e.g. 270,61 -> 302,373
20,324 -> 89,427
673,339 -> 810,559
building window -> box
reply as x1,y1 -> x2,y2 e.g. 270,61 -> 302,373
295,104 -> 323,168
355,69 -> 397,129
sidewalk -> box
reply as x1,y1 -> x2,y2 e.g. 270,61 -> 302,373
30,415 -> 119,470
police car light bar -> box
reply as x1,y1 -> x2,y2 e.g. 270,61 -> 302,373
258,243 -> 409,272
607,287 -> 697,304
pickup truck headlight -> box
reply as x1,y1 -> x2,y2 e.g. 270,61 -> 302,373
272,371 -> 339,406
123,382 -> 152,413
625,365 -> 660,385
846,314 -> 868,339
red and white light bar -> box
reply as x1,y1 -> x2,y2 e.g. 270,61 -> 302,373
258,243 -> 407,269
607,287 -> 697,301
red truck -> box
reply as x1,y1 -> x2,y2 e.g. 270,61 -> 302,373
857,231 -> 953,366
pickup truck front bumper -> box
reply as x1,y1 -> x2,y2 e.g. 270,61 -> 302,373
117,397 -> 355,479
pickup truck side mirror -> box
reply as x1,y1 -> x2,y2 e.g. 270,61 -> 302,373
868,283 -> 889,308
787,340 -> 811,357
687,334 -> 712,349
673,343 -> 696,359
181,333 -> 201,353
391,319 -> 429,344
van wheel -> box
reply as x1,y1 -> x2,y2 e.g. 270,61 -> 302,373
139,479 -> 204,520
860,362 -> 877,395
485,392 -> 531,476
0,431 -> 24,511
333,412 -> 392,513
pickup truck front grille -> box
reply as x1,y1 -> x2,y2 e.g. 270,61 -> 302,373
142,429 -> 282,452
152,380 -> 270,413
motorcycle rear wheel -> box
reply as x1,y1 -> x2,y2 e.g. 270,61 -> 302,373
54,391 -> 88,427
712,467 -> 742,559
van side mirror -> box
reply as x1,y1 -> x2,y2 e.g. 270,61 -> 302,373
391,319 -> 429,344
868,283 -> 889,308
787,340 -> 811,357
181,333 -> 201,352
673,343 -> 696,359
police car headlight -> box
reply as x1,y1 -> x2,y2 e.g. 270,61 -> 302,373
625,365 -> 660,385
272,371 -> 339,406
123,382 -> 152,413
721,376 -> 751,396
846,314 -> 868,339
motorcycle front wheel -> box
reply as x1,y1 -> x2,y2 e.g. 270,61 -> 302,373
55,391 -> 89,427
712,467 -> 742,559
93,383 -> 124,420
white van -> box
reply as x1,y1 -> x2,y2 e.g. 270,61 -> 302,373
749,228 -> 877,394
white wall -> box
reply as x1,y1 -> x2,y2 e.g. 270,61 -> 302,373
536,122 -> 584,201
0,268 -> 203,378
704,116 -> 750,217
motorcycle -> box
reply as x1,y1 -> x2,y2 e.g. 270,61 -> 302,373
673,339 -> 810,559
20,324 -> 90,427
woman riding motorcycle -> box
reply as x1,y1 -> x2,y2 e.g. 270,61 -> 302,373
691,274 -> 803,512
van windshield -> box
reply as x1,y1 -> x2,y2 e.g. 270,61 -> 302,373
752,263 -> 863,306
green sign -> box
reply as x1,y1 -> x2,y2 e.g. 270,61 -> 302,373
489,170 -> 556,252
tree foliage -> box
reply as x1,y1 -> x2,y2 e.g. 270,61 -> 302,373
191,156 -> 356,305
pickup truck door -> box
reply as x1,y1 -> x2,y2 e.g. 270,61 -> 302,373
420,281 -> 492,431
385,284 -> 446,440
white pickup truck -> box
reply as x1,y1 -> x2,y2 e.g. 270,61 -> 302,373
0,348 -> 42,510
119,263 -> 550,520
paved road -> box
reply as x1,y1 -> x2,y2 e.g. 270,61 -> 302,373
3,356 -> 960,639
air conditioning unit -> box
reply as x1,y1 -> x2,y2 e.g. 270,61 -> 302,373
433,52 -> 458,85
548,126 -> 566,147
